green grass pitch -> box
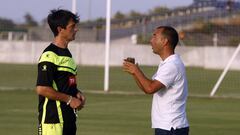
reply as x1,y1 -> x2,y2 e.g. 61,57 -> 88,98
0,64 -> 240,135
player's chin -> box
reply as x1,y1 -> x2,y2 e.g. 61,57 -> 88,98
69,37 -> 75,41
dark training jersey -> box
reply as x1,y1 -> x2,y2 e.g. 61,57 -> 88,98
36,43 -> 79,125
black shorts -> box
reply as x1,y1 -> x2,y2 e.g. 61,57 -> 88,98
155,127 -> 189,135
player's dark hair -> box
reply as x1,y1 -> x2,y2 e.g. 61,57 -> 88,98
157,26 -> 179,50
47,9 -> 79,37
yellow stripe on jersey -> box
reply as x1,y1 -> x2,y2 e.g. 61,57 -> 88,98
39,51 -> 77,75
53,81 -> 64,124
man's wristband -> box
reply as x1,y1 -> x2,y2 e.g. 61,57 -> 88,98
66,96 -> 72,105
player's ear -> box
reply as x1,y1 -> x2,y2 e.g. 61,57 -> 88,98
57,26 -> 62,33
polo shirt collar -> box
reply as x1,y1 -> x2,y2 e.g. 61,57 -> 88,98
161,54 -> 178,64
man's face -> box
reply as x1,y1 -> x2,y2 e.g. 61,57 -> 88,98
150,28 -> 165,54
61,19 -> 78,41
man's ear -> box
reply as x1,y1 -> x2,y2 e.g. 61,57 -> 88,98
57,26 -> 62,33
163,38 -> 168,46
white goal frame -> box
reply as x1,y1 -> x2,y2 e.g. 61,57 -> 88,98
210,43 -> 240,97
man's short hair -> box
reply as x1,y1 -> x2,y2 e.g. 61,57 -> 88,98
48,9 -> 79,37
157,26 -> 179,50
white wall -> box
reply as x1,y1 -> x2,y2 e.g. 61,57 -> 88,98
0,41 -> 239,70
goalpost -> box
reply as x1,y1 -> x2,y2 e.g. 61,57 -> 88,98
104,0 -> 111,92
210,43 -> 240,97
72,0 -> 112,92
72,0 -> 77,14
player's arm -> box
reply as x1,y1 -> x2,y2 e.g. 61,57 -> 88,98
36,61 -> 82,109
123,61 -> 165,94
36,86 -> 82,109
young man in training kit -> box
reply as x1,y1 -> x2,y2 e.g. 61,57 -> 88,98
36,9 -> 85,135
123,26 -> 189,135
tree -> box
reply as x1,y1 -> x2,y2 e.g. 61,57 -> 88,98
95,17 -> 105,23
129,10 -> 143,18
149,6 -> 170,15
0,17 -> 16,29
24,13 -> 38,27
114,11 -> 125,20
41,18 -> 48,28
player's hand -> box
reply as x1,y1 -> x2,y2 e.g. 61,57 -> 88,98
76,92 -> 86,110
123,60 -> 139,75
69,97 -> 82,109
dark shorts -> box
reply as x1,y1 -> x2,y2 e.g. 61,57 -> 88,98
63,123 -> 76,135
155,127 -> 189,135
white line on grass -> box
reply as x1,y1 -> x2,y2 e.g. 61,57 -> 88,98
1,87 -> 240,99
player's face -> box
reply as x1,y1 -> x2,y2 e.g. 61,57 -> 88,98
150,29 -> 165,54
62,19 -> 79,41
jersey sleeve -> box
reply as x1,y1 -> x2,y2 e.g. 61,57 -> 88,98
36,62 -> 56,87
36,51 -> 58,87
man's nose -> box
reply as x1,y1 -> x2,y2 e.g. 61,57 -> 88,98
75,28 -> 78,32
74,26 -> 79,32
150,38 -> 153,44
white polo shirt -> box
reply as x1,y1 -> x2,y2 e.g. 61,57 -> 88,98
151,54 -> 189,130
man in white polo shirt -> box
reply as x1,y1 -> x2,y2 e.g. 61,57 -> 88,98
123,26 -> 189,135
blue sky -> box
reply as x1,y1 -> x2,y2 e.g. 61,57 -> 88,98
0,0 -> 193,23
